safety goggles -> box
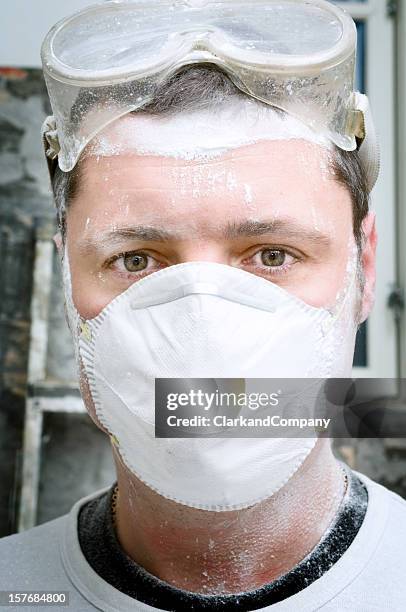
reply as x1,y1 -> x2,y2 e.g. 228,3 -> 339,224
41,0 -> 379,189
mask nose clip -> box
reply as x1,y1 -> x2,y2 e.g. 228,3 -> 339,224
130,281 -> 277,312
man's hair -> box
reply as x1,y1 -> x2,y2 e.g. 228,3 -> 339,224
51,64 -> 370,249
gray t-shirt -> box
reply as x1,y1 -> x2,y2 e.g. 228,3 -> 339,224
1,470 -> 406,611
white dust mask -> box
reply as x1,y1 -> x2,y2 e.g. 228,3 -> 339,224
62,255 -> 358,510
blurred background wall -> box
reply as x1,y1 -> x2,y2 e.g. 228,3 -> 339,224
0,0 -> 406,536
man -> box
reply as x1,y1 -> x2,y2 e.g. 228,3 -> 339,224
1,0 -> 405,610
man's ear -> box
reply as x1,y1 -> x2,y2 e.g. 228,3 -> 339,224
53,231 -> 63,254
359,211 -> 378,323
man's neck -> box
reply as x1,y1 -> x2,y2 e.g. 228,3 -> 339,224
113,439 -> 346,595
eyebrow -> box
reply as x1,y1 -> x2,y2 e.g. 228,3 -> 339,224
77,218 -> 331,256
104,226 -> 181,243
224,219 -> 331,246
76,226 -> 182,256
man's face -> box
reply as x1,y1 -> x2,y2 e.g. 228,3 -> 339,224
65,136 -> 374,322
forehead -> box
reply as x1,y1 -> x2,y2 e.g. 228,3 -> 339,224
71,135 -> 348,230
75,106 -> 336,211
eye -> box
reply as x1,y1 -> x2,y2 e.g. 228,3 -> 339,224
123,253 -> 148,272
242,246 -> 300,278
261,249 -> 286,267
105,250 -> 166,279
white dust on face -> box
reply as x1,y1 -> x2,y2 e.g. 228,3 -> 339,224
75,95 -> 338,243
62,97 -> 360,370
86,96 -> 332,162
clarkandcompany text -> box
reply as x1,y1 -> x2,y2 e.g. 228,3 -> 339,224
167,415 -> 331,429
